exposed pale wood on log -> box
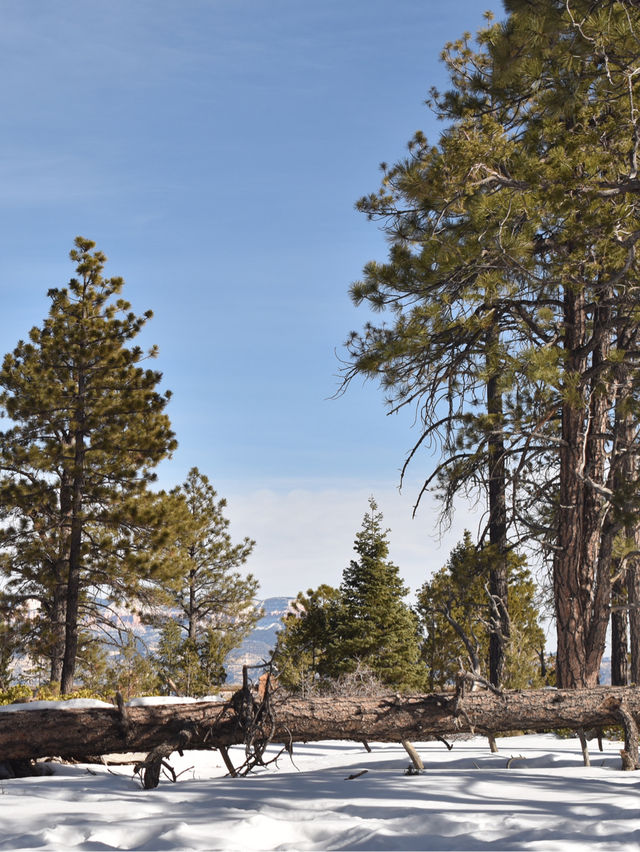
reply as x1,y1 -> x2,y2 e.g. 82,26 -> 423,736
401,740 -> 424,772
617,701 -> 639,770
576,728 -> 590,767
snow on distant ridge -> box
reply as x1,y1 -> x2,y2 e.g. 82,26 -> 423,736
225,596 -> 294,682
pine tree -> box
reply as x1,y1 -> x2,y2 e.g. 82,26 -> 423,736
417,532 -> 545,690
272,585 -> 341,693
0,237 -> 176,692
342,2 -> 640,688
274,502 -> 426,693
99,631 -> 160,700
327,498 -> 426,691
140,468 -> 259,695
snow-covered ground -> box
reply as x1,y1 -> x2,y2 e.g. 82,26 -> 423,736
1,733 -> 639,850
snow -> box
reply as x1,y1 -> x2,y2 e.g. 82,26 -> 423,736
126,696 -> 199,707
1,733 -> 639,850
0,696 -> 227,714
127,695 -> 225,706
0,698 -> 114,713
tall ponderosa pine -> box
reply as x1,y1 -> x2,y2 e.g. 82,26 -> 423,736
0,238 -> 176,692
343,1 -> 640,688
327,498 -> 426,691
141,468 -> 259,695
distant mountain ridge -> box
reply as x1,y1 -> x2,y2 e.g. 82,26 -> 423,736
224,596 -> 294,684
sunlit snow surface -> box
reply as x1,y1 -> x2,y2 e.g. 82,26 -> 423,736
0,698 -> 114,713
127,695 -> 225,706
1,734 -> 639,850
0,695 -> 226,713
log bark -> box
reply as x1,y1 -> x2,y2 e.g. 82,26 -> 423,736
1,686 -> 640,763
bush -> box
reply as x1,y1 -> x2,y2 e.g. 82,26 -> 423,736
0,684 -> 32,705
35,684 -> 108,702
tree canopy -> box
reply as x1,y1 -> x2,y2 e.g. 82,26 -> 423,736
0,237 -> 177,692
417,531 -> 546,691
140,468 -> 259,695
342,0 -> 640,688
275,499 -> 426,693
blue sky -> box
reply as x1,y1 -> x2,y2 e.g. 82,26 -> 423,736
0,1 -> 503,600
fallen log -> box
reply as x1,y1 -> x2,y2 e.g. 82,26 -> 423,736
1,685 -> 639,765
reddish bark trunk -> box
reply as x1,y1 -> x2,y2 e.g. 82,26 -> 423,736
554,286 -> 611,688
612,572 -> 629,686
628,550 -> 640,684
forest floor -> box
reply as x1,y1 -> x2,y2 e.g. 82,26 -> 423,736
0,732 -> 638,850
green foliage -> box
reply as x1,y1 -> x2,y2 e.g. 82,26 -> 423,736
91,631 -> 160,701
0,604 -> 23,691
0,684 -> 32,705
344,0 -> 640,687
417,532 -> 546,690
0,237 -> 176,691
0,682 -> 109,703
152,621 -> 220,697
276,499 -> 427,693
33,684 -> 107,702
154,621 -> 198,694
272,585 -> 341,693
141,468 -> 259,696
328,498 -> 427,690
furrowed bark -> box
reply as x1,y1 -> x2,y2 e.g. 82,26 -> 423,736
486,338 -> 509,689
611,572 -> 629,686
2,686 -> 640,763
626,539 -> 640,685
554,286 -> 612,688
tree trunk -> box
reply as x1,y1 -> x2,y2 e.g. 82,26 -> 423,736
2,685 -> 640,763
48,570 -> 67,685
613,394 -> 639,685
188,566 -> 197,642
624,512 -> 640,684
486,349 -> 509,688
60,375 -> 87,696
52,469 -> 73,687
554,287 -> 611,688
628,550 -> 640,684
60,498 -> 83,695
611,571 -> 629,686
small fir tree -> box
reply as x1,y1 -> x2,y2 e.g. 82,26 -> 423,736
98,631 -> 160,701
327,498 -> 427,691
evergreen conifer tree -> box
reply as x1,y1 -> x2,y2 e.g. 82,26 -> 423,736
141,468 -> 259,695
272,585 -> 341,693
342,2 -> 640,687
327,498 -> 426,691
417,532 -> 545,690
0,237 -> 176,692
